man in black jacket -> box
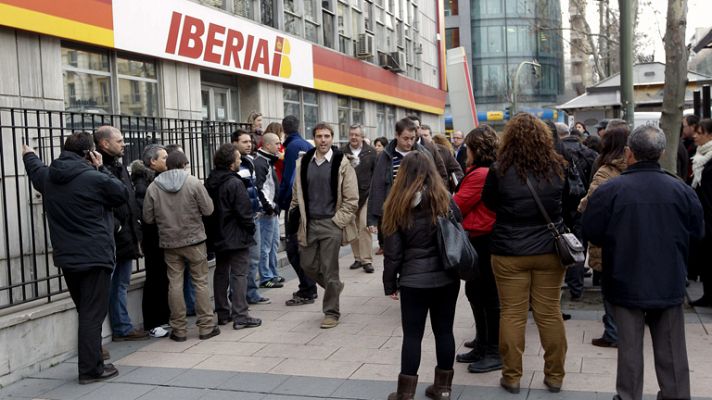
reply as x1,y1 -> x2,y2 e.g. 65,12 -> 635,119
583,125 -> 704,400
342,124 -> 377,273
94,126 -> 147,342
23,133 -> 128,384
254,133 -> 283,286
205,143 -> 262,330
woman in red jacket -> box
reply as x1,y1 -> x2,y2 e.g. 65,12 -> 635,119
453,125 -> 500,373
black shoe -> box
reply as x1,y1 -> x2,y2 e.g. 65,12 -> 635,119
562,313 -> 572,321
217,316 -> 232,326
199,326 -> 221,340
78,364 -> 119,384
169,333 -> 187,342
690,296 -> 712,307
570,293 -> 583,302
349,261 -> 362,270
362,263 -> 374,273
463,337 -> 479,349
233,317 -> 262,330
467,352 -> 503,373
260,280 -> 284,288
591,337 -> 617,348
456,348 -> 483,363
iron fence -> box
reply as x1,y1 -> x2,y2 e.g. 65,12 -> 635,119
0,107 -> 248,311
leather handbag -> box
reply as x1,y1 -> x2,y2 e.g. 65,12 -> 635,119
525,177 -> 585,268
436,208 -> 479,280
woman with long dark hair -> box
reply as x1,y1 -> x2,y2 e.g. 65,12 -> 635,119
453,125 -> 501,373
482,113 -> 568,394
578,127 -> 629,348
383,151 -> 460,400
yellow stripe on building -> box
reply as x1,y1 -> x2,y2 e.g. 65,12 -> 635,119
313,79 -> 445,115
0,4 -> 113,47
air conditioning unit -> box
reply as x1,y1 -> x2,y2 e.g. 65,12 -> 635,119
357,33 -> 375,58
378,52 -> 390,68
390,51 -> 406,72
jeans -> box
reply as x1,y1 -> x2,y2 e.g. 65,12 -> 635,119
215,249 -> 251,321
246,217 -> 262,303
184,261 -> 196,315
109,258 -> 134,336
565,261 -> 585,298
257,214 -> 280,285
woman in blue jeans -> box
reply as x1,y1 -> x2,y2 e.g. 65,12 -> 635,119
382,152 -> 460,400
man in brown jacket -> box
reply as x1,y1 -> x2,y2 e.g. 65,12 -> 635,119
290,122 -> 359,329
143,151 -> 219,342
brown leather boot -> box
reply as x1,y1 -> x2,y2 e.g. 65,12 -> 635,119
425,367 -> 454,400
387,374 -> 418,400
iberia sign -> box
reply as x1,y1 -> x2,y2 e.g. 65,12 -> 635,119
113,0 -> 312,87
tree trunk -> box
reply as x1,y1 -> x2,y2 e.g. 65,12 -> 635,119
660,0 -> 688,172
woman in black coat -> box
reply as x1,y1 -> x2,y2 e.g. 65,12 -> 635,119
690,118 -> 712,307
382,152 -> 460,400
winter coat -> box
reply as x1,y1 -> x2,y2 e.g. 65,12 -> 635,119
382,196 -> 460,295
454,166 -> 496,237
253,149 -> 280,215
482,162 -> 566,256
290,146 -> 359,247
204,168 -> 256,252
238,157 -> 261,213
130,160 -> 156,212
420,139 -> 449,183
694,158 -> 712,238
99,151 -> 142,260
143,169 -> 214,249
23,151 -> 128,272
577,158 -> 627,271
367,140 -> 434,227
582,161 -> 704,309
341,142 -> 377,210
278,131 -> 313,210
436,143 -> 464,191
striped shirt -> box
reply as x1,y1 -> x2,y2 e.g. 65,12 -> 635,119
392,149 -> 411,182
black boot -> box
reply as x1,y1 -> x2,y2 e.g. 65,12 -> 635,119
425,367 -> 454,400
467,345 -> 503,373
456,340 -> 484,363
387,374 -> 418,400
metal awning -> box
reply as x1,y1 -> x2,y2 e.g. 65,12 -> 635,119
558,91 -> 620,110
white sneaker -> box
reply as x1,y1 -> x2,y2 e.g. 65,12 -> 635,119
149,327 -> 169,338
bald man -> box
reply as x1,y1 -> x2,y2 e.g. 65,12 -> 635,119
254,133 -> 284,287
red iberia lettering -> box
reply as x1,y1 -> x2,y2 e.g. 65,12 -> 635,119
251,39 -> 269,74
165,12 -> 182,54
223,29 -> 244,68
178,16 -> 205,59
204,23 -> 226,64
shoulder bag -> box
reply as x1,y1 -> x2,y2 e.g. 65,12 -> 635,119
436,208 -> 479,280
525,177 -> 585,268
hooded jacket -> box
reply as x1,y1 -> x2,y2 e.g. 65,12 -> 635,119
23,151 -> 128,272
99,151 -> 142,260
253,149 -> 280,215
143,169 -> 214,249
289,146 -> 359,247
204,168 -> 256,252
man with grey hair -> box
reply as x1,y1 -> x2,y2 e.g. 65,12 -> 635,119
603,118 -> 628,136
582,125 -> 704,400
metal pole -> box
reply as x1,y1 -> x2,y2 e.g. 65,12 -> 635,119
619,0 -> 635,127
694,90 -> 701,117
511,61 -> 541,116
703,85 -> 711,118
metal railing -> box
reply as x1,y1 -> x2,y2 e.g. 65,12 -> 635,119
0,107 -> 248,311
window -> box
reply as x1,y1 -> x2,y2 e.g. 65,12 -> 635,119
284,86 -> 319,135
364,0 -> 374,32
444,0 -> 458,16
376,103 -> 395,138
62,45 -> 159,116
194,0 -> 256,20
201,85 -> 239,121
338,3 -> 351,54
445,28 -> 460,49
261,0 -> 275,26
337,96 -> 364,142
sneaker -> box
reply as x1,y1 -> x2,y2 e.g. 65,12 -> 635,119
233,317 -> 262,330
199,326 -> 221,340
259,280 -> 284,288
591,337 -> 617,348
349,261 -> 362,270
112,328 -> 149,342
149,327 -> 169,338
78,363 -> 118,384
248,297 -> 271,305
320,315 -> 339,329
285,295 -> 316,306
276,276 -> 286,283
362,263 -> 374,273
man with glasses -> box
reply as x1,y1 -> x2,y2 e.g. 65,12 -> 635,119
452,130 -> 466,171
342,124 -> 377,273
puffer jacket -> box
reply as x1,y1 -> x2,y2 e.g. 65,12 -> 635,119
482,162 -> 566,256
290,146 -> 359,247
143,169 -> 214,249
382,195 -> 460,295
204,168 -> 256,252
577,158 -> 627,271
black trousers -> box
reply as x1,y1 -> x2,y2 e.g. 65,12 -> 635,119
141,225 -> 170,330
63,267 -> 111,378
285,211 -> 317,298
464,235 -> 500,347
399,282 -> 460,375
214,249 -> 250,321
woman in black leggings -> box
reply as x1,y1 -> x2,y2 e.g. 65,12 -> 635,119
382,151 -> 460,400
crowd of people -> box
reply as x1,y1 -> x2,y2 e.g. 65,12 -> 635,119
19,111 -> 708,400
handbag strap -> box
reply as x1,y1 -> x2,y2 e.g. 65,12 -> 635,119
524,177 -> 559,236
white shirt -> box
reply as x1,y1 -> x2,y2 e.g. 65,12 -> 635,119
349,144 -> 362,158
313,148 -> 333,166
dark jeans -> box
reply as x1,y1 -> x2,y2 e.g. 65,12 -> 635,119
399,282 -> 460,376
214,249 -> 251,322
141,226 -> 170,330
464,235 -> 499,347
565,261 -> 585,298
63,267 -> 111,378
285,209 -> 317,298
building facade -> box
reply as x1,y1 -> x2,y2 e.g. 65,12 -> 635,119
0,0 -> 447,143
444,0 -> 564,125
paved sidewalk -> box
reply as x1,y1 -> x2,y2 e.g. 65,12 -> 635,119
2,250 -> 711,400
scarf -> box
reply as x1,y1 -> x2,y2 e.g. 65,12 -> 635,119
691,140 -> 712,188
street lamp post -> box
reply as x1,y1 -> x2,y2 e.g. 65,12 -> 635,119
511,60 -> 541,116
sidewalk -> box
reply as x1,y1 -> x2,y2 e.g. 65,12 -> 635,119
2,249 -> 711,400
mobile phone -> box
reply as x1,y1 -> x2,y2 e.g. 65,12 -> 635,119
84,150 -> 93,161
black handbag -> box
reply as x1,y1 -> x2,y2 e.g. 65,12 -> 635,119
436,208 -> 479,280
525,177 -> 585,268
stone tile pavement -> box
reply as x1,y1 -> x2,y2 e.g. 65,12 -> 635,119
2,249 -> 711,399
